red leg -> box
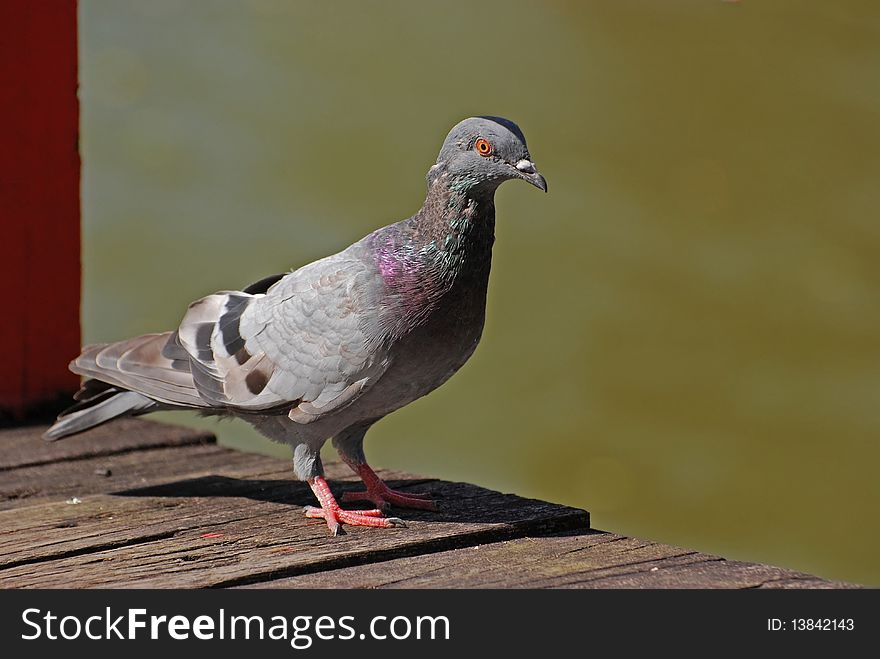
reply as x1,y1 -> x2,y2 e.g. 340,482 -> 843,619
305,476 -> 405,535
340,463 -> 437,511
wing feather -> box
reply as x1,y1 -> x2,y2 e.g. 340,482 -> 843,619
174,251 -> 389,419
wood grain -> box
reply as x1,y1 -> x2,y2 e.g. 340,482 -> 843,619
0,479 -> 588,588
0,418 -> 214,470
244,532 -> 860,589
0,420 -> 856,589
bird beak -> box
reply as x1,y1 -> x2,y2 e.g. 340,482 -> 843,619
515,159 -> 548,193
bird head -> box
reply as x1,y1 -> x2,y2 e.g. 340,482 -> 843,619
428,116 -> 547,194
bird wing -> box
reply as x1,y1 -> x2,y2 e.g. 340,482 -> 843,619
172,251 -> 389,421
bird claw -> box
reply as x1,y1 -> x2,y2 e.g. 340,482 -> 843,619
303,504 -> 406,533
341,486 -> 438,511
305,475 -> 417,535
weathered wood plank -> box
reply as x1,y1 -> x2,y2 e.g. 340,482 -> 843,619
0,421 -> 855,589
0,462 -> 589,588
0,443 -> 282,509
0,419 -> 214,470
242,532 -> 860,589
0,426 -> 588,587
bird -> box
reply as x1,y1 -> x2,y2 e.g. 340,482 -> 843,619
45,116 -> 547,535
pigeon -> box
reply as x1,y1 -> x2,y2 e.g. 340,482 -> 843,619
46,116 -> 547,535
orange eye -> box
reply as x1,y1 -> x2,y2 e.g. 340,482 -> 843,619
475,138 -> 493,156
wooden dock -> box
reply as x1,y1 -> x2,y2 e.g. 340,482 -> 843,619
0,420 -> 858,588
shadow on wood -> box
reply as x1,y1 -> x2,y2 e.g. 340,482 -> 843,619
115,475 -> 567,527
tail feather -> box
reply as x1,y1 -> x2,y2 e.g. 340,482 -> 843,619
73,377 -> 115,402
44,390 -> 157,441
70,333 -> 207,407
45,332 -> 213,441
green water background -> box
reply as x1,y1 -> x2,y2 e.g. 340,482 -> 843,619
78,1 -> 880,585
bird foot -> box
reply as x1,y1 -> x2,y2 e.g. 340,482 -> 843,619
341,463 -> 438,511
303,505 -> 405,535
306,476 -> 405,535
341,485 -> 437,511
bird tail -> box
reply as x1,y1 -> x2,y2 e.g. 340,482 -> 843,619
44,385 -> 156,440
44,332 -> 208,441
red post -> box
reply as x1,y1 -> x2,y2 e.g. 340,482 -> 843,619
0,1 -> 80,422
